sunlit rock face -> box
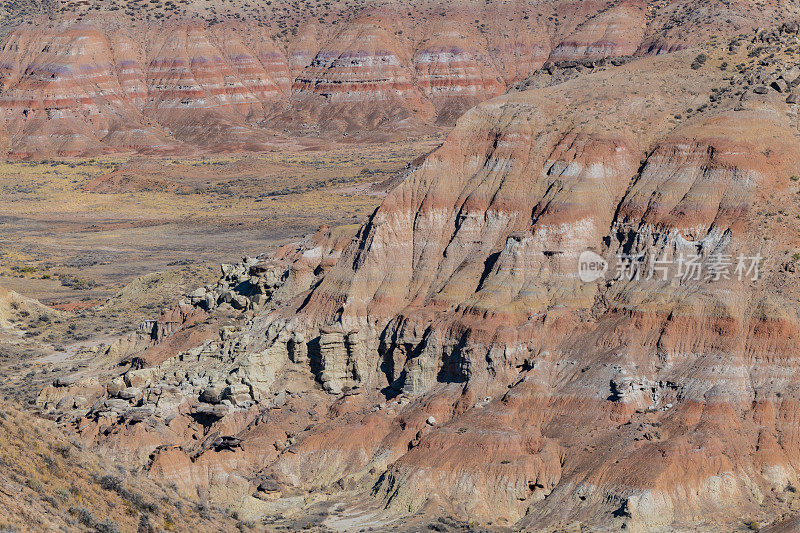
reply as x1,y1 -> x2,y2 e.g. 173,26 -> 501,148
31,5 -> 800,531
239,49 -> 800,529
0,0 -> 790,156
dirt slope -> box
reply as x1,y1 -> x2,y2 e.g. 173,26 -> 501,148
0,398 -> 240,532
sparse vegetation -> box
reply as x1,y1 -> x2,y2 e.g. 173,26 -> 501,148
691,52 -> 708,69
0,143 -> 435,305
0,400 -> 239,531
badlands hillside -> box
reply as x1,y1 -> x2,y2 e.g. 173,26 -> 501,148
8,1 -> 800,532
0,0 -> 797,157
19,12 -> 800,533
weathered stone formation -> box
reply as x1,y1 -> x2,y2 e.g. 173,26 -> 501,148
315,328 -> 366,394
34,223 -> 369,466
240,36 -> 800,529
40,23 -> 800,531
184,224 -> 355,315
286,331 -> 307,364
0,0 -> 796,156
186,257 -> 263,312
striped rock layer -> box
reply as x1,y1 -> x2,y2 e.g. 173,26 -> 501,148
2,0 -> 799,156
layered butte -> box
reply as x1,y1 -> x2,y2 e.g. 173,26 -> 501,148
0,0 -> 798,157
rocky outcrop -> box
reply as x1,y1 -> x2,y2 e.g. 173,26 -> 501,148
315,327 -> 367,394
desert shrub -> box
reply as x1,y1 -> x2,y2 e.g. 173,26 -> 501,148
25,478 -> 45,493
69,506 -> 96,527
42,494 -> 59,508
95,519 -> 121,533
99,475 -> 123,492
692,53 -> 708,70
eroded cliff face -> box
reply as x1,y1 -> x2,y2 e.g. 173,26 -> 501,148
271,88 -> 800,529
1,0 -> 798,157
40,24 -> 800,532
288,77 -> 800,528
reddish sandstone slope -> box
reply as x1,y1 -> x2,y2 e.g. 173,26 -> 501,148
41,25 -> 800,531
0,0 -> 798,157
